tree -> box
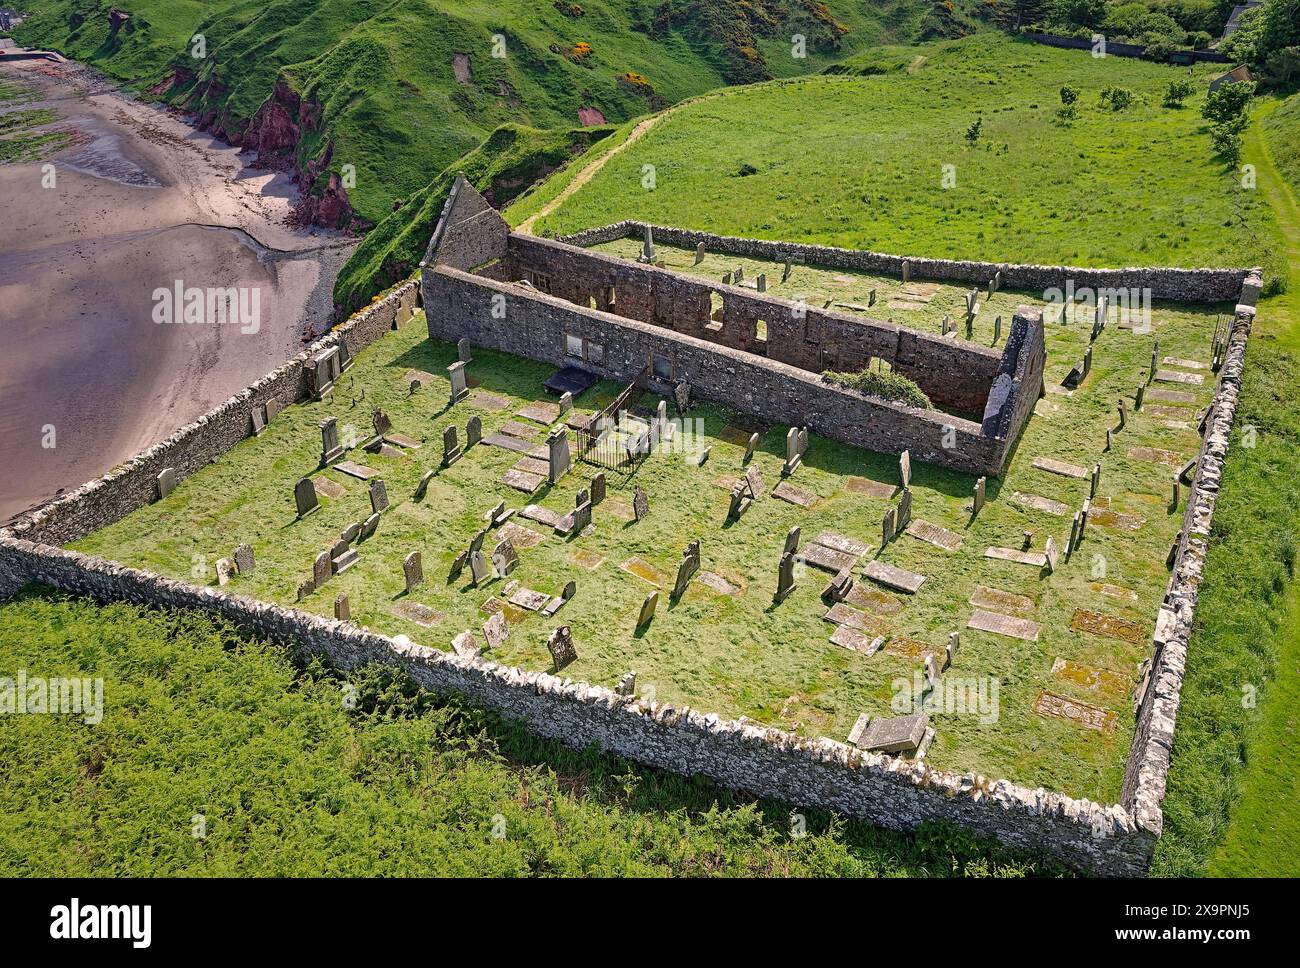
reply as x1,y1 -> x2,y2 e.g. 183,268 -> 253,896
1049,0 -> 1108,29
1202,81 -> 1255,124
1163,78 -> 1196,107
966,117 -> 983,144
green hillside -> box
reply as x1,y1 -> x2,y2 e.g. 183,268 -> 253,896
11,0 -> 990,227
516,33 -> 1280,276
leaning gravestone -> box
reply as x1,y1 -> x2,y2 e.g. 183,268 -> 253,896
295,478 -> 320,518
369,479 -> 390,515
372,408 -> 393,439
359,512 -> 380,541
637,591 -> 658,628
469,549 -> 492,586
633,486 -> 650,521
483,610 -> 509,649
413,469 -> 435,500
157,467 -> 177,500
882,508 -> 896,545
234,543 -> 254,575
403,551 -> 424,593
215,558 -> 234,587
899,450 -> 911,489
616,671 -> 637,696
466,415 -> 482,448
442,425 -> 462,467
591,472 -> 606,505
458,338 -> 473,363
744,432 -> 760,463
296,579 -> 314,602
775,552 -> 797,603
784,526 -> 801,556
547,626 -> 578,671
491,539 -> 519,577
896,488 -> 913,532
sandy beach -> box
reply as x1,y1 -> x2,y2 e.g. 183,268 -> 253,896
0,55 -> 356,524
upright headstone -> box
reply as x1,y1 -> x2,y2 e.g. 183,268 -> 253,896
945,631 -> 960,670
458,338 -> 473,363
1090,463 -> 1101,499
744,432 -> 760,463
782,427 -> 803,477
782,260 -> 792,283
313,551 -> 331,589
1067,512 -> 1082,556
442,425 -> 462,467
637,591 -> 658,628
994,315 -> 1002,343
403,551 -> 424,593
413,469 -> 435,500
295,478 -> 320,518
215,558 -> 234,586
972,476 -> 986,517
372,408 -> 393,440
694,242 -> 705,265
320,418 -> 344,466
784,526 -> 801,556
1117,399 -> 1127,430
673,381 -> 692,414
369,479 -> 390,515
1044,536 -> 1059,574
547,428 -> 571,484
640,225 -> 655,263
447,360 -> 469,405
1135,383 -> 1146,412
899,449 -> 911,489
250,405 -> 267,437
756,273 -> 767,293
882,507 -> 896,545
156,467 -> 177,500
902,259 -> 911,283
469,549 -> 492,586
868,289 -> 877,307
559,391 -> 573,416
334,594 -> 350,622
775,552 -> 797,603
234,543 -> 254,574
591,472 -> 606,505
633,486 -> 649,521
616,671 -> 637,696
491,539 -> 519,576
483,610 -> 509,649
896,487 -> 913,532
360,512 -> 380,541
466,415 -> 482,447
547,626 -> 578,670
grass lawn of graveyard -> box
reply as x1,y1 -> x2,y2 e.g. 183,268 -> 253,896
73,247 -> 1231,803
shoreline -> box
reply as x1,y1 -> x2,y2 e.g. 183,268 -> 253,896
0,52 -> 358,524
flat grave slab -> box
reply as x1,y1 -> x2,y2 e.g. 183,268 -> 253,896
969,585 -> 1035,614
697,571 -> 740,595
502,468 -> 545,493
520,504 -> 563,528
483,432 -> 538,455
1145,387 -> 1197,406
1012,492 -> 1071,516
517,402 -> 561,425
508,587 -> 552,612
1032,457 -> 1090,479
984,547 -> 1049,568
313,476 -> 347,499
813,531 -> 871,558
772,481 -> 817,507
496,520 -> 546,549
844,584 -> 904,614
830,625 -> 884,656
823,602 -> 890,634
391,602 -> 444,628
1145,404 -> 1193,420
1070,608 -> 1147,644
544,365 -> 599,397
1089,508 -> 1145,531
401,368 -> 438,385
565,412 -> 593,431
1050,657 -> 1129,698
1162,357 -> 1209,371
513,456 -> 550,476
1033,691 -> 1117,732
1127,446 -> 1186,467
334,461 -> 379,481
967,608 -> 1041,642
1091,581 -> 1138,602
571,548 -> 606,570
500,420 -> 540,439
384,433 -> 422,450
1154,369 -> 1204,385
800,542 -> 857,573
712,475 -> 740,491
904,519 -> 963,551
862,559 -> 926,594
855,712 -> 929,753
844,476 -> 895,499
884,637 -> 933,659
471,390 -> 512,411
621,556 -> 663,586
602,499 -> 635,522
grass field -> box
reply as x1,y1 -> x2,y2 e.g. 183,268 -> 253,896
0,589 -> 1060,876
72,247 -> 1228,802
514,35 -> 1283,280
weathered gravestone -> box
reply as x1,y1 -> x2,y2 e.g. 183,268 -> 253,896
972,476 -> 986,517
636,591 -> 658,628
369,479 -> 390,515
372,408 -> 393,440
744,432 -> 760,463
296,579 -> 314,602
466,415 -> 482,448
458,338 -> 473,363
215,558 -> 234,586
559,391 -> 573,416
334,594 -> 349,622
1044,536 -> 1059,574
590,472 -> 606,505
413,469 -> 435,501
156,467 -> 177,501
882,507 -> 896,545
547,626 -> 578,671
442,425 -> 462,467
250,405 -> 267,437
672,540 -> 701,599
899,449 -> 911,489
694,243 -> 705,265
313,551 -> 331,589
403,551 -> 424,593
547,428 -> 571,483
775,552 -> 797,603
295,477 -> 320,518
233,543 -> 254,575
483,610 -> 509,649
945,631 -> 960,670
360,512 -> 380,541
896,487 -> 913,532
320,418 -> 345,467
469,549 -> 492,586
674,382 -> 691,414
633,486 -> 649,521
616,671 -> 637,696
447,361 -> 469,405
491,539 -> 519,576
784,526 -> 801,556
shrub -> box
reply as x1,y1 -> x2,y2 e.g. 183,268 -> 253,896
1203,80 -> 1255,124
823,369 -> 932,409
1100,85 -> 1135,110
1059,85 -> 1079,106
965,116 -> 983,144
1163,78 -> 1196,107
1210,123 -> 1244,165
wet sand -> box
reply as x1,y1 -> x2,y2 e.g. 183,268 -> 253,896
0,56 -> 357,524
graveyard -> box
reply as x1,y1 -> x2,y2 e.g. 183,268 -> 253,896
70,234 -> 1232,805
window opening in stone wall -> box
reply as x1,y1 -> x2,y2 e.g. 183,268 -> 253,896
706,292 -> 724,332
587,341 -> 605,365
566,334 -> 584,358
653,354 -> 674,382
